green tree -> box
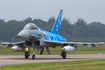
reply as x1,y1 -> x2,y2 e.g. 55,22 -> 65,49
87,22 -> 104,37
72,18 -> 87,37
24,17 -> 33,24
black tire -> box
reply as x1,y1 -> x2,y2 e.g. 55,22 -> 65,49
32,54 -> 35,59
25,52 -> 29,59
63,52 -> 66,59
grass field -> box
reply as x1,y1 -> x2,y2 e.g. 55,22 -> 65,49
0,45 -> 105,55
1,59 -> 105,70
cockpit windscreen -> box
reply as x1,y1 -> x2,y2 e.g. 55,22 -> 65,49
23,23 -> 38,30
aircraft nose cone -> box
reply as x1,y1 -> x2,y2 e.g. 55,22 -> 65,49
18,30 -> 29,39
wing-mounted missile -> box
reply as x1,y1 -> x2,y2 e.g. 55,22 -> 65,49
5,44 -> 13,48
62,45 -> 77,52
88,44 -> 95,48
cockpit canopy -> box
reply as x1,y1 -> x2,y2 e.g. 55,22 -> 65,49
23,23 -> 38,30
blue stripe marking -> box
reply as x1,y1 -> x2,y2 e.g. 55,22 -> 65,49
38,28 -> 65,42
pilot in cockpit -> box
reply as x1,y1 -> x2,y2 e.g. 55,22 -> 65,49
23,23 -> 38,30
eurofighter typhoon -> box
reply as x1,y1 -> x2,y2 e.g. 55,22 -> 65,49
1,9 -> 104,59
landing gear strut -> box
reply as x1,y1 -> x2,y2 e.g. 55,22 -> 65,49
40,47 -> 44,55
32,47 -> 35,59
46,47 -> 51,55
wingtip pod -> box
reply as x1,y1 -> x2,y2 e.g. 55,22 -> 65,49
98,42 -> 104,45
88,42 -> 104,48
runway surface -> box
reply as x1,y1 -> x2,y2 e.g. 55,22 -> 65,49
0,54 -> 105,66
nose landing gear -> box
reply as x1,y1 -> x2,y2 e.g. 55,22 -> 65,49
32,47 -> 35,59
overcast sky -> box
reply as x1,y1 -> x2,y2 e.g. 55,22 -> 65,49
0,0 -> 105,24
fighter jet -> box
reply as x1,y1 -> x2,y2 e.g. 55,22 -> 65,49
1,9 -> 104,59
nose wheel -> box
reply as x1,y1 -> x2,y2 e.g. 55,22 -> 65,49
25,52 -> 30,59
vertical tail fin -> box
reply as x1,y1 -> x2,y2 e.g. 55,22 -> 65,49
51,9 -> 63,35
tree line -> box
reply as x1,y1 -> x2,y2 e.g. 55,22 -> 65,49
0,17 -> 105,42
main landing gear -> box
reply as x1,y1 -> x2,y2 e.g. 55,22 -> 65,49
61,50 -> 67,59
